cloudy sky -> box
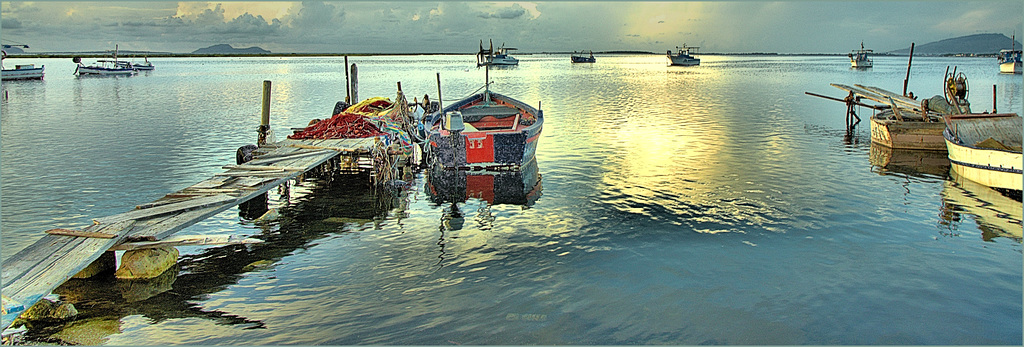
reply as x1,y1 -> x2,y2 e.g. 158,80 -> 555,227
1,1 -> 1021,54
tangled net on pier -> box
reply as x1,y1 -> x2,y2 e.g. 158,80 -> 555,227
287,98 -> 393,139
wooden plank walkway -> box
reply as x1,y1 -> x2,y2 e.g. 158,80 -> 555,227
1,137 -> 382,330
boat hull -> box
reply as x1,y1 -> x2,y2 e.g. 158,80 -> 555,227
424,92 -> 543,169
668,56 -> 699,66
942,114 -> 1022,191
999,61 -> 1022,74
1,66 -> 44,80
851,60 -> 872,68
571,56 -> 595,63
869,116 -> 947,151
76,65 -> 135,75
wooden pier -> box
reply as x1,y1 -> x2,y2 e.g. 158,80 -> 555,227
1,137 -> 388,331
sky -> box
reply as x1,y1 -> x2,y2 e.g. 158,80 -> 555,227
1,1 -> 1021,54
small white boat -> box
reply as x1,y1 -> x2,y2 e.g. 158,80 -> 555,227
131,57 -> 155,71
849,42 -> 872,68
998,49 -> 1021,73
667,45 -> 699,66
74,45 -> 136,76
1,50 -> 44,81
477,40 -> 518,66
943,113 -> 1022,192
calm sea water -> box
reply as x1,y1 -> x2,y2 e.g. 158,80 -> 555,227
1,54 -> 1021,345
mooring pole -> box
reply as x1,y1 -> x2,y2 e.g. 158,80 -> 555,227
350,63 -> 359,104
344,56 -> 351,104
903,43 -> 915,97
436,72 -> 443,112
258,80 -> 271,146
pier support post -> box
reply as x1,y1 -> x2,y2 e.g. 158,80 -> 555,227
350,64 -> 359,104
345,56 -> 351,103
258,80 -> 272,146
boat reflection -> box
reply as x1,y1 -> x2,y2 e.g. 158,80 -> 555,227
940,168 -> 1022,242
868,142 -> 950,179
45,173 -> 410,344
425,158 -> 542,207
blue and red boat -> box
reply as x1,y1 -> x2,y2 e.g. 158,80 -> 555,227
422,87 -> 542,170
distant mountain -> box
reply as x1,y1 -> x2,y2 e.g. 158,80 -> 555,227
888,33 -> 1020,55
192,44 -> 271,55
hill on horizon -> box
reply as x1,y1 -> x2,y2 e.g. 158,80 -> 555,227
192,44 -> 271,55
888,33 -> 1020,55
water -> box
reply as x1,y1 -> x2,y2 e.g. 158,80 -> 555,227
1,54 -> 1021,345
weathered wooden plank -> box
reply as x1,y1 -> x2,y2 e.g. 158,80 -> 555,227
92,194 -> 236,225
221,164 -> 308,171
44,228 -> 116,239
1,220 -> 135,328
110,234 -> 263,251
246,149 -> 333,165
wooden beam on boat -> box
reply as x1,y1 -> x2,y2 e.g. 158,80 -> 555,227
804,91 -> 887,109
830,83 -> 922,111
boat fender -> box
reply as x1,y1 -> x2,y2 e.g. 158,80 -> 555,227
235,144 -> 259,164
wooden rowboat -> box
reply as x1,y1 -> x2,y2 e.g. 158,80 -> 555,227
423,88 -> 542,170
943,113 -> 1022,192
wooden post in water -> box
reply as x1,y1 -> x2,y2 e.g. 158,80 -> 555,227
350,63 -> 359,104
259,80 -> 271,146
436,72 -> 443,112
903,43 -> 914,96
344,56 -> 351,104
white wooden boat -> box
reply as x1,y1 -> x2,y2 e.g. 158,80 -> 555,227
1,64 -> 44,80
1,50 -> 44,80
477,40 -> 519,66
131,57 -> 155,71
74,45 -> 136,76
943,113 -> 1022,192
849,42 -> 872,68
667,45 -> 699,66
998,49 -> 1021,74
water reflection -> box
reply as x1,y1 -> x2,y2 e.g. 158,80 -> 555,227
43,173 -> 410,344
426,160 -> 542,264
868,143 -> 950,179
940,169 -> 1022,242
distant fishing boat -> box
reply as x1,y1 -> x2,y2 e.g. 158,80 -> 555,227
1,51 -> 44,81
849,42 -> 873,68
667,45 -> 699,66
476,39 -> 519,66
1,46 -> 44,81
943,112 -> 1022,192
571,50 -> 596,63
423,70 -> 542,169
74,45 -> 136,76
131,57 -> 155,71
998,34 -> 1021,74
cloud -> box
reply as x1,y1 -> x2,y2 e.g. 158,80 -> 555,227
478,4 -> 527,19
2,17 -> 23,29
